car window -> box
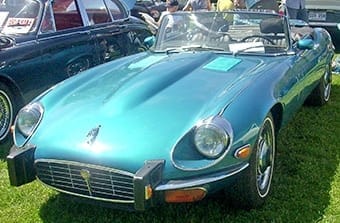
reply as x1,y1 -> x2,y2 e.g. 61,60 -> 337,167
105,0 -> 127,20
52,0 -> 83,31
82,0 -> 112,25
0,0 -> 41,34
40,2 -> 55,33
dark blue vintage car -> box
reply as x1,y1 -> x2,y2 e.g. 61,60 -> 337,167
0,0 -> 152,144
7,10 -> 334,211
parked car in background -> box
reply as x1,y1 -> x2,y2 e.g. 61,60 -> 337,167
0,0 -> 152,144
306,0 -> 340,48
7,10 -> 334,211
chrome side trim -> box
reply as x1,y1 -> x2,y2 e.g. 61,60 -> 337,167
309,22 -> 339,27
155,163 -> 249,191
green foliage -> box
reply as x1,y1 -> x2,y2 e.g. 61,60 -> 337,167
0,75 -> 339,223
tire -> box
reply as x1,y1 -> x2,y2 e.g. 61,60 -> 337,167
227,113 -> 276,209
305,63 -> 332,106
0,83 -> 17,144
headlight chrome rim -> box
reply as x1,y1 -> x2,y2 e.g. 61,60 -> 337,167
193,116 -> 233,159
14,102 -> 44,147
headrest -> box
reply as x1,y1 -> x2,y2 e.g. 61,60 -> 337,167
260,18 -> 284,34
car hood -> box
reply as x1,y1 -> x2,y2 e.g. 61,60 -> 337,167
33,51 -> 275,172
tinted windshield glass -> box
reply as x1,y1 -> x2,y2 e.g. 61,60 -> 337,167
0,0 -> 42,34
154,11 -> 289,54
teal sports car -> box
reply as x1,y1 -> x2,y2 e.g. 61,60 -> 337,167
7,10 -> 334,211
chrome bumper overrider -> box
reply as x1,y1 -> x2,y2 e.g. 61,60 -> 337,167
7,144 -> 36,186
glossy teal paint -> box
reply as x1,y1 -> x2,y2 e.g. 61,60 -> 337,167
8,9 -> 336,210
28,35 -> 333,181
30,51 -> 272,178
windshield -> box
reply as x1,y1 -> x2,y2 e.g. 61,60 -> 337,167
154,11 -> 290,55
0,0 -> 42,35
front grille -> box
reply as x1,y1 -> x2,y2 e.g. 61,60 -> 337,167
35,159 -> 135,203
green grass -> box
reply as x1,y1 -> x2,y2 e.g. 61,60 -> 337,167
0,74 -> 339,223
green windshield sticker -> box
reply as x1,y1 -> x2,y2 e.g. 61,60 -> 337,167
203,57 -> 241,72
128,55 -> 167,70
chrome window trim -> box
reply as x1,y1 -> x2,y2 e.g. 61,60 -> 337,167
76,0 -> 91,26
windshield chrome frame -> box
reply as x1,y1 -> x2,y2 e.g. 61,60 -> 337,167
154,10 -> 292,56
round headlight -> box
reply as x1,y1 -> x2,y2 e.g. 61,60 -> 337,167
194,121 -> 230,158
16,102 -> 43,138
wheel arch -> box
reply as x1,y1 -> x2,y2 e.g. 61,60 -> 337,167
269,103 -> 283,135
0,74 -> 25,107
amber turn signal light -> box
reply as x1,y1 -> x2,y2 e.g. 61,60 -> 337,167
145,185 -> 153,200
234,145 -> 251,159
165,188 -> 206,203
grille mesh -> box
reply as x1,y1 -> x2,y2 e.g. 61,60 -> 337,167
35,160 -> 135,202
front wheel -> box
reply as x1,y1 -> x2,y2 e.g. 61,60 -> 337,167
227,113 -> 276,208
0,83 -> 16,143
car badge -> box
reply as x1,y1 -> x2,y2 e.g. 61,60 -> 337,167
85,125 -> 101,145
80,169 -> 92,196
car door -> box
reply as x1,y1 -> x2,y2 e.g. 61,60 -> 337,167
103,0 -> 153,57
80,0 -> 152,64
292,35 -> 328,102
280,37 -> 323,123
37,0 -> 98,95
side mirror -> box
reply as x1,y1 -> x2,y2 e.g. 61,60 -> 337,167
144,36 -> 155,48
297,39 -> 314,50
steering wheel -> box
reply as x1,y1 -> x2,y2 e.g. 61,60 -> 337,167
240,35 -> 275,45
216,24 -> 233,40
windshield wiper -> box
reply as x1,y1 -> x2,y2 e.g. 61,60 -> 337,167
165,45 -> 225,54
232,45 -> 265,56
182,45 -> 225,51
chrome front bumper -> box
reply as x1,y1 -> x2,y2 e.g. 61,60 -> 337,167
7,144 -> 248,211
